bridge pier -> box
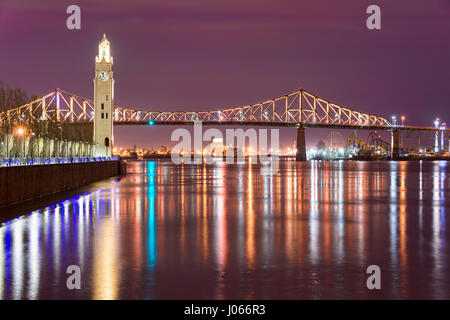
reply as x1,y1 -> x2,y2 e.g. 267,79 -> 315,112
391,129 -> 400,160
296,126 -> 307,161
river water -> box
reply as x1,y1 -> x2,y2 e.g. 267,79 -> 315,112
0,160 -> 449,299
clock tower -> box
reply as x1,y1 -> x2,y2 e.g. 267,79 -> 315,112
93,34 -> 114,157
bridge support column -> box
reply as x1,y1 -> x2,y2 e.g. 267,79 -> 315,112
391,129 -> 400,160
296,126 -> 307,161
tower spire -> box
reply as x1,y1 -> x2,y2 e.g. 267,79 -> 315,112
96,34 -> 112,64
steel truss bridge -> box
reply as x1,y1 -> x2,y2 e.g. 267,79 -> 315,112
0,88 -> 447,131
0,88 -> 448,160
0,88 -> 393,128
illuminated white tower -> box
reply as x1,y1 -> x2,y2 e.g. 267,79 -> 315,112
94,34 -> 114,157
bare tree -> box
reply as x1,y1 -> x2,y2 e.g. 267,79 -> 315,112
0,81 -> 36,133
0,81 -> 33,112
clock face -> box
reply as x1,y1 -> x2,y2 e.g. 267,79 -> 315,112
98,71 -> 109,82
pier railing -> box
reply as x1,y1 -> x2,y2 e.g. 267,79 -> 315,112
0,133 -> 97,159
0,156 -> 119,167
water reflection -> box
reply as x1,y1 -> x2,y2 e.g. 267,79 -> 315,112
93,214 -> 119,300
0,160 -> 449,299
28,211 -> 40,300
147,161 -> 157,270
12,218 -> 24,299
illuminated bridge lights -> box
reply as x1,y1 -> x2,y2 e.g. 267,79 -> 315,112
2,88 -> 449,134
0,88 -> 394,128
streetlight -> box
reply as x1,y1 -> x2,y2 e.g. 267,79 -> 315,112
16,127 -> 24,136
434,118 -> 440,128
392,115 -> 397,126
434,118 -> 440,153
15,127 -> 25,158
440,122 -> 446,153
400,117 -> 406,146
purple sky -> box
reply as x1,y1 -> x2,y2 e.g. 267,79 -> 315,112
1,0 -> 449,148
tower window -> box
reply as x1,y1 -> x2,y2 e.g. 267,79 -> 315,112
101,113 -> 104,119
101,103 -> 104,110
106,95 -> 108,101
106,113 -> 108,119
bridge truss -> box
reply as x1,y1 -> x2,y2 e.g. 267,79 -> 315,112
0,88 -> 393,129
